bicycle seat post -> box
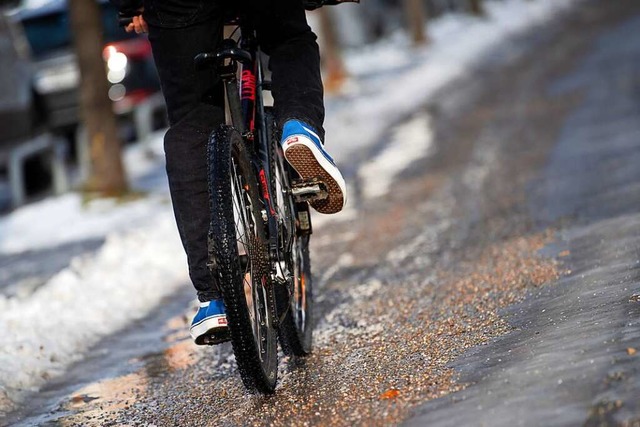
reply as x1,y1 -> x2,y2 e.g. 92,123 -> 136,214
219,39 -> 246,135
193,24 -> 254,135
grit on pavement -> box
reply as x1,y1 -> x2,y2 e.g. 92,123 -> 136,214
5,0 -> 640,425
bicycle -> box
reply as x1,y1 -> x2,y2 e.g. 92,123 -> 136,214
199,1 -> 360,394
120,0 -> 357,394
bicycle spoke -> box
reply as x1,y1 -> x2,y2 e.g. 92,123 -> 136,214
230,154 -> 270,360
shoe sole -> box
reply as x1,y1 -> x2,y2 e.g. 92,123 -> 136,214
284,144 -> 345,214
194,327 -> 231,346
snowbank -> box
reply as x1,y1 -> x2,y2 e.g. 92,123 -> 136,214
0,134 -> 188,412
0,213 -> 187,402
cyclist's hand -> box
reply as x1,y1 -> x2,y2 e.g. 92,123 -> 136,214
125,10 -> 148,34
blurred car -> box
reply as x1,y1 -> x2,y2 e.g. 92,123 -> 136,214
10,0 -> 161,133
0,10 -> 35,208
0,10 -> 35,147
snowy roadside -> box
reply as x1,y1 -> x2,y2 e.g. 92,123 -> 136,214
0,135 -> 191,414
0,0 -> 579,416
327,0 -> 580,163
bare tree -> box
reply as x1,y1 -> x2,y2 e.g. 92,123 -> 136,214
469,0 -> 485,16
317,8 -> 347,93
69,0 -> 127,195
403,0 -> 428,46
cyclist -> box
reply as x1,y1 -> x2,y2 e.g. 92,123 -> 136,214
112,0 -> 347,344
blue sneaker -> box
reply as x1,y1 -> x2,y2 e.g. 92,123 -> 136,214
190,299 -> 230,345
281,120 -> 347,214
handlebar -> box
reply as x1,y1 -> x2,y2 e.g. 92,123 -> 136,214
118,16 -> 134,28
304,0 -> 360,11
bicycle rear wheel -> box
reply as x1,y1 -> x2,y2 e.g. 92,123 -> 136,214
208,125 -> 278,393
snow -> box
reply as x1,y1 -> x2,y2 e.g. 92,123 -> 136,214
0,194 -> 165,254
0,214 -> 187,398
358,113 -> 434,200
324,0 -> 577,164
0,134 -> 187,407
0,0 -> 578,414
0,132 -> 171,254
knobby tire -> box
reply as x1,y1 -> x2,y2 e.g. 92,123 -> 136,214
208,125 -> 278,393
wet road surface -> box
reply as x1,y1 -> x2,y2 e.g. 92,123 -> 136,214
4,0 -> 640,425
410,4 -> 640,425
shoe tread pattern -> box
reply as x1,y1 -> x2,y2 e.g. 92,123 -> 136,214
285,145 -> 344,214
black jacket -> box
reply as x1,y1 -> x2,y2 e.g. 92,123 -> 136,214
109,0 -> 143,14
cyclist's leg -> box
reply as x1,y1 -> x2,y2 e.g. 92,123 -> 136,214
248,0 -> 347,214
247,0 -> 325,137
144,1 -> 226,302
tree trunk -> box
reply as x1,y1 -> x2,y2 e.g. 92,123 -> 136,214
317,8 -> 347,94
403,0 -> 428,46
469,0 -> 485,16
69,0 -> 127,195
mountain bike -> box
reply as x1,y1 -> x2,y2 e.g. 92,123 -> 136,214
197,6 -> 355,394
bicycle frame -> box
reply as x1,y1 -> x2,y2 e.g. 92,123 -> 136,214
202,20 -> 297,294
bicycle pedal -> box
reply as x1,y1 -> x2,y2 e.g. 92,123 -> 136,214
202,329 -> 231,345
291,178 -> 328,203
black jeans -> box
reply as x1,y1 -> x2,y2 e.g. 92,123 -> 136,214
143,0 -> 324,301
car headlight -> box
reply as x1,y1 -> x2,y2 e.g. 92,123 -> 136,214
103,45 -> 128,84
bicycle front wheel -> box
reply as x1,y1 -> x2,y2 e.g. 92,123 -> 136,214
208,125 -> 278,393
264,108 -> 314,356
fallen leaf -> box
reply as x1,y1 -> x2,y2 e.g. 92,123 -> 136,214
627,348 -> 637,356
70,394 -> 99,404
379,389 -> 401,400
